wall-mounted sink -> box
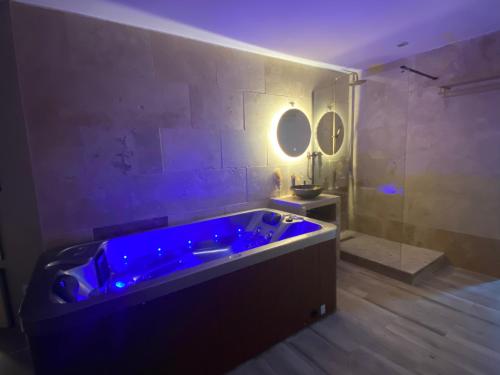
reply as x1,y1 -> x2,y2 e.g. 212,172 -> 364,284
291,184 -> 323,199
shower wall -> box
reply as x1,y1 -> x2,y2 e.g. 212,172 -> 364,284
355,30 -> 500,277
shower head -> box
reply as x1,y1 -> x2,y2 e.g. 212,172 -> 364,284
348,79 -> 367,86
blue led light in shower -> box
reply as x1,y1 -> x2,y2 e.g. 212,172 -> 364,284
377,184 -> 403,195
115,281 -> 126,289
123,255 -> 128,260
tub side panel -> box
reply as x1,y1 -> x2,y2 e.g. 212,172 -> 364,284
26,239 -> 337,374
319,239 -> 337,314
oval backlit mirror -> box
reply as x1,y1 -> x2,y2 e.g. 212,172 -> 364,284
316,111 -> 344,155
277,109 -> 311,157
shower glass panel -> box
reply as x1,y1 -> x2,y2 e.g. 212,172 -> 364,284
313,71 -> 407,275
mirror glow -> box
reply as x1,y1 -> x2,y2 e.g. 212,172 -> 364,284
269,106 -> 311,162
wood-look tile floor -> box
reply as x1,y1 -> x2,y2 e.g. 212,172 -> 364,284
2,261 -> 499,375
0,328 -> 32,375
229,261 -> 500,375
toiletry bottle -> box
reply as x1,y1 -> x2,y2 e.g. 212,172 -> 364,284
291,174 -> 296,187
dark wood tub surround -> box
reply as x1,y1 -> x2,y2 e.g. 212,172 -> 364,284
27,240 -> 336,374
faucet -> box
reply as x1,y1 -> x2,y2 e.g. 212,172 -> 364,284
307,151 -> 322,185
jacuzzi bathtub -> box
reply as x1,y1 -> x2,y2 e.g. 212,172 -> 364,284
20,208 -> 337,374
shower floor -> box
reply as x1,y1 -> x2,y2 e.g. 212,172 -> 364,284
340,232 -> 445,284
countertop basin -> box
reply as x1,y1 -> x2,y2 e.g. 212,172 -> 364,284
291,184 -> 323,199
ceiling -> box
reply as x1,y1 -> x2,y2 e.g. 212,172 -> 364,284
15,0 -> 500,71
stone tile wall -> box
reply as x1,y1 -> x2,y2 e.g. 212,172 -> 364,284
355,30 -> 500,276
10,3 -> 347,249
0,2 -> 44,316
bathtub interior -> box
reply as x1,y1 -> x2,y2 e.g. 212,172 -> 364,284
50,210 -> 322,304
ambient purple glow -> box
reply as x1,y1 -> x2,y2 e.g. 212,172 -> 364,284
17,0 -> 500,68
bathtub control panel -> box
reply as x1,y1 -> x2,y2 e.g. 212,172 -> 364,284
262,212 -> 282,226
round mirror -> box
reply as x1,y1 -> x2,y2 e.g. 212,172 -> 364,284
316,112 -> 344,155
277,109 -> 311,157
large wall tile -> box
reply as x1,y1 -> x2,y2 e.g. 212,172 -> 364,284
461,30 -> 500,80
37,172 -> 135,246
128,174 -> 173,219
406,87 -> 500,178
353,214 -> 383,238
176,168 -> 247,211
11,3 -> 68,77
1,2 -> 46,312
404,189 -> 500,241
150,31 -> 217,85
156,81 -> 192,128
355,186 -> 404,222
160,128 -> 221,171
412,43 -> 466,87
80,125 -> 162,177
29,142 -> 87,205
247,167 -> 282,201
131,127 -> 164,175
221,130 -> 267,168
19,65 -> 191,135
357,124 -> 406,161
265,58 -> 337,98
358,68 -> 408,131
216,47 -> 265,92
12,4 -> 71,128
190,84 -> 243,129
64,12 -> 154,79
130,168 -> 246,218
356,155 -> 405,189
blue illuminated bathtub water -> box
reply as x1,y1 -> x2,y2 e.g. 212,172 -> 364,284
20,209 -> 336,332
105,212 -> 320,293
